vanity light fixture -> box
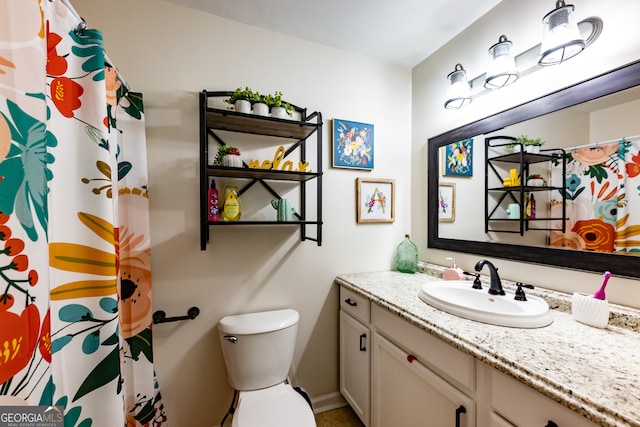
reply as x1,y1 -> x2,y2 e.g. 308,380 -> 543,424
443,5 -> 602,110
484,35 -> 519,89
538,0 -> 586,66
444,64 -> 472,109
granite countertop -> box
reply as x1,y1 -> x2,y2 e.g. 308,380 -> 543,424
335,266 -> 640,427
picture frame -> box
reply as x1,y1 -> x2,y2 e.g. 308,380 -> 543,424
443,138 -> 473,177
438,182 -> 456,222
332,118 -> 374,170
356,178 -> 395,223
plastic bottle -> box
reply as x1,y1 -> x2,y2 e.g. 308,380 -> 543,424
208,180 -> 219,222
396,234 -> 418,274
221,185 -> 242,222
529,193 -> 536,219
526,193 -> 536,219
443,257 -> 465,280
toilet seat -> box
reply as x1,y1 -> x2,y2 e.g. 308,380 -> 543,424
232,383 -> 316,427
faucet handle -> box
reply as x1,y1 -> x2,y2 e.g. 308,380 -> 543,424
463,271 -> 483,289
514,282 -> 533,301
472,274 -> 482,290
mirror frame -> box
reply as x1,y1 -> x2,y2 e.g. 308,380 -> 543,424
428,59 -> 640,279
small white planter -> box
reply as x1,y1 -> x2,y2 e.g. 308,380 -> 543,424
271,106 -> 288,119
527,178 -> 544,187
525,145 -> 541,154
252,102 -> 269,116
234,100 -> 251,114
222,154 -> 243,168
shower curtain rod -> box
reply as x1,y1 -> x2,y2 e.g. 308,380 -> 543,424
55,0 -> 130,91
567,133 -> 640,151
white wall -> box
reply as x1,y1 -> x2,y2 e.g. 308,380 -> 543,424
74,1 -> 411,425
412,0 -> 640,306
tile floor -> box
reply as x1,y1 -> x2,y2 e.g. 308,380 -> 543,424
314,406 -> 364,427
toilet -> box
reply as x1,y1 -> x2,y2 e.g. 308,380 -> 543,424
218,309 -> 316,427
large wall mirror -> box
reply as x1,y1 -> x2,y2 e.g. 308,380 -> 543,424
427,60 -> 640,279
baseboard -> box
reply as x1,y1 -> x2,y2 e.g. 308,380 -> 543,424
311,391 -> 348,414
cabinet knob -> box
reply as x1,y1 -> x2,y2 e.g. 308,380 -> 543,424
406,354 -> 417,363
545,422 -> 558,427
345,298 -> 357,307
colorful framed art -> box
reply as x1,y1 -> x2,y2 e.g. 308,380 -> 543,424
356,178 -> 394,223
332,119 -> 374,170
438,182 -> 456,222
443,138 -> 473,177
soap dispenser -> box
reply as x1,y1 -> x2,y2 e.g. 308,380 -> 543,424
443,257 -> 466,280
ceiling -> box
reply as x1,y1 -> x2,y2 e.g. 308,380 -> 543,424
163,0 -> 504,68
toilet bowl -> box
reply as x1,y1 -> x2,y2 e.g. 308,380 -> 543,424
218,309 -> 316,427
231,383 -> 315,427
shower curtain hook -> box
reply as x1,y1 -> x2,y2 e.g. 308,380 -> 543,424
74,18 -> 87,36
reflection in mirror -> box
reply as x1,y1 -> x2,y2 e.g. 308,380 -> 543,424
428,60 -> 640,279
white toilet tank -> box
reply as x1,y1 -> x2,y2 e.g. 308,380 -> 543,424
218,309 -> 299,391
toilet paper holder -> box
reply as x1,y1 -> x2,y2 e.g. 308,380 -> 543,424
153,307 -> 200,324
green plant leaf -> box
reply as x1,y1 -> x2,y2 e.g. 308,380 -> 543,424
126,327 -> 153,362
59,304 -> 93,322
51,335 -> 73,354
73,346 -> 120,402
122,92 -> 144,119
66,406 -> 81,426
82,331 -> 100,354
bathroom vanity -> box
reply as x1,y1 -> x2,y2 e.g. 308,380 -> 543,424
337,269 -> 640,427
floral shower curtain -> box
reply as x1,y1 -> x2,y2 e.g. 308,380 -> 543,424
1,1 -> 167,426
550,139 -> 640,254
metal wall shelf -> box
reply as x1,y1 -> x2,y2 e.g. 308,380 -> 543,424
485,136 -> 566,235
199,90 -> 323,250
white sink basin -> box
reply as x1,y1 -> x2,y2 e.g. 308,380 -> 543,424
418,281 -> 553,328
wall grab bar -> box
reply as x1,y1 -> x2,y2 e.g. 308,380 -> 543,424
153,307 -> 200,324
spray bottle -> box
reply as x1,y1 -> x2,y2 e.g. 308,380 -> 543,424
208,180 -> 219,222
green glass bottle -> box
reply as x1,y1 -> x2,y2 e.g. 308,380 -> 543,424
396,234 -> 418,274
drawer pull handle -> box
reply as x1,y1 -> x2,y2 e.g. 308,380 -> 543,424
455,405 -> 466,427
545,422 -> 558,427
359,333 -> 366,351
407,354 -> 417,363
345,298 -> 357,307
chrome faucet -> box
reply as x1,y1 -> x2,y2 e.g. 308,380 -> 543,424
474,260 -> 505,295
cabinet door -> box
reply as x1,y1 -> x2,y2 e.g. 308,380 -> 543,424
372,333 -> 475,427
340,310 -> 370,426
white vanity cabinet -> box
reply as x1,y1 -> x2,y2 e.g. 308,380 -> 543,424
339,287 -> 371,426
338,283 -> 600,427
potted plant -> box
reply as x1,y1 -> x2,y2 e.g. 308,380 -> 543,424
263,91 -> 295,118
505,141 -> 521,152
517,135 -> 545,153
526,174 -> 546,187
252,92 -> 269,117
224,87 -> 258,114
214,145 -> 243,168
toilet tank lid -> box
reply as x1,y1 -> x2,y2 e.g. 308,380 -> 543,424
218,309 -> 299,335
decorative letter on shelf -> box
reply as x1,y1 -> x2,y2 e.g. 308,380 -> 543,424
248,146 -> 311,172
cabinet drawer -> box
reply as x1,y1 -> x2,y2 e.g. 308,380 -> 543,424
340,287 -> 370,324
372,304 -> 474,392
491,369 -> 598,427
